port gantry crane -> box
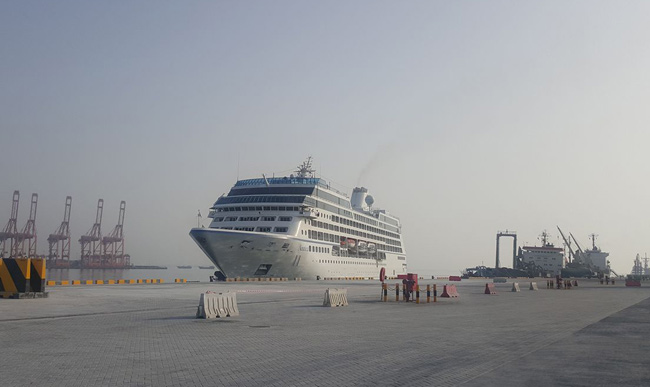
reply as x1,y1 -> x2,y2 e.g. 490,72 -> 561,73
79,199 -> 104,269
47,196 -> 72,268
12,193 -> 38,258
0,191 -> 20,258
102,201 -> 128,268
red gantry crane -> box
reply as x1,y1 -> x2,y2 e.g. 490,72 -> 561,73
80,199 -> 103,269
0,190 -> 20,258
47,196 -> 72,268
13,193 -> 38,258
102,201 -> 128,268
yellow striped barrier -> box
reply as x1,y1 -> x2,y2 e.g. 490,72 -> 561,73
0,258 -> 28,295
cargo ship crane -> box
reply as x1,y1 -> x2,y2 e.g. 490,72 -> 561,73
569,232 -> 591,266
102,201 -> 128,268
47,196 -> 72,268
13,193 -> 38,258
0,191 -> 20,258
556,226 -> 574,263
80,199 -> 103,268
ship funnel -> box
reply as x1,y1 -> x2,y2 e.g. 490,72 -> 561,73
351,187 -> 369,211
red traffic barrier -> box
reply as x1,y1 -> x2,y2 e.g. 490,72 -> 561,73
449,276 -> 461,281
440,284 -> 459,298
485,283 -> 497,295
626,279 -> 641,287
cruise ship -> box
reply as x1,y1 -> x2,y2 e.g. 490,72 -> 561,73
189,158 -> 407,280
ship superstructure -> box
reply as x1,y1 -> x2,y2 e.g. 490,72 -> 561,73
519,231 -> 564,276
189,158 -> 407,279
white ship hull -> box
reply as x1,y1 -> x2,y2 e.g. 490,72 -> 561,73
190,228 -> 405,279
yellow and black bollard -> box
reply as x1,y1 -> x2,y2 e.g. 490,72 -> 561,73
433,284 -> 437,302
416,285 -> 420,304
382,283 -> 387,302
426,284 -> 431,303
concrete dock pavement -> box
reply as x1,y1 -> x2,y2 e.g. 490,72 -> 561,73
0,279 -> 649,386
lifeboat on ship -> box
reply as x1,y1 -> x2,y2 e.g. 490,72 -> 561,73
367,243 -> 376,254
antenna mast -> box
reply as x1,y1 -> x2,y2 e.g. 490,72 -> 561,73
295,156 -> 316,178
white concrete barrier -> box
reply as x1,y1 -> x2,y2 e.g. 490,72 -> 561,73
529,282 -> 539,291
196,292 -> 240,318
511,282 -> 521,292
323,288 -> 348,307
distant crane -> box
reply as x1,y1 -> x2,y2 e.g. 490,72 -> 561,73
102,201 -> 128,268
0,191 -> 20,258
80,199 -> 104,268
12,193 -> 38,257
47,196 -> 72,268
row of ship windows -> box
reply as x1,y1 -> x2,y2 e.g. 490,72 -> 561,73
350,211 -> 399,228
309,229 -> 398,250
331,216 -> 400,239
352,212 -> 379,227
308,196 -> 400,232
214,201 -> 399,234
332,247 -> 388,259
318,259 -> 375,265
215,206 -> 301,212
302,229 -> 403,253
216,195 -> 305,205
309,246 -> 330,254
216,227 -> 289,233
305,219 -> 401,245
214,216 -> 293,222
305,197 -> 354,219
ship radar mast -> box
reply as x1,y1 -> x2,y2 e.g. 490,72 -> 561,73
589,233 -> 599,251
539,230 -> 550,246
295,157 -> 316,178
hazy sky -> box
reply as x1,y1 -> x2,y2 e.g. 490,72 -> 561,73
1,1 -> 649,275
